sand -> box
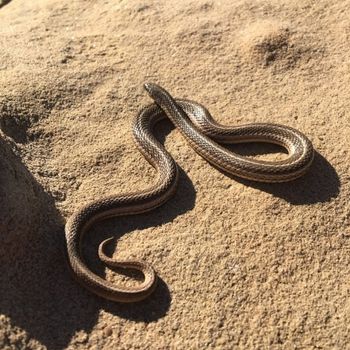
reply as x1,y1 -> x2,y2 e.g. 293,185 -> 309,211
0,0 -> 349,349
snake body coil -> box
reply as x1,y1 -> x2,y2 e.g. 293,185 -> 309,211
65,83 -> 314,302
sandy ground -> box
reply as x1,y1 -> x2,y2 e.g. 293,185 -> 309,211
0,0 -> 349,349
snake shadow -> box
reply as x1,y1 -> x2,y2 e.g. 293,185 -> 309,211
218,142 -> 340,204
0,121 -> 197,349
0,0 -> 11,9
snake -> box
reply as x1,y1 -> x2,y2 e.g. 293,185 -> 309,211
65,83 -> 314,302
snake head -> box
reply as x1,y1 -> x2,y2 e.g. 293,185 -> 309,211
144,82 -> 174,107
143,82 -> 159,93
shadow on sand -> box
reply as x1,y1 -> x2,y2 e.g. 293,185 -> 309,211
0,121 -> 196,349
0,124 -> 339,349
0,0 -> 11,9
220,142 -> 340,204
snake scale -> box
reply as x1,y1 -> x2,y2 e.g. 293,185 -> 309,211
65,83 -> 314,302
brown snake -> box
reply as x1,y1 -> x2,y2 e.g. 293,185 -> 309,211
65,83 -> 314,302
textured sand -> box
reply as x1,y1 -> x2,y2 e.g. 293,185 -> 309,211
0,0 -> 349,349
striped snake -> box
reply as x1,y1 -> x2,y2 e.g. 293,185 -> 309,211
65,83 -> 314,302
